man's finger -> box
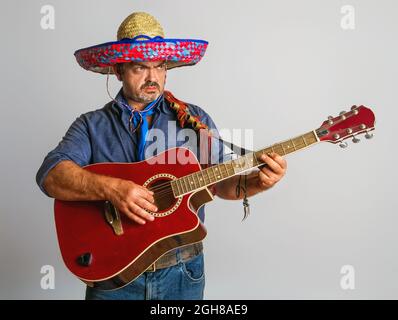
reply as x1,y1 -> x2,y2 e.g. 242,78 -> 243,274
122,206 -> 146,224
138,187 -> 155,203
137,198 -> 158,214
258,170 -> 274,187
260,166 -> 278,180
260,154 -> 284,174
271,152 -> 287,169
130,203 -> 155,222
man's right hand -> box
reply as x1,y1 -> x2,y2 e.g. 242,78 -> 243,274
43,161 -> 158,225
107,179 -> 158,225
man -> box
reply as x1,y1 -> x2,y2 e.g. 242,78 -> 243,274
36,12 -> 287,300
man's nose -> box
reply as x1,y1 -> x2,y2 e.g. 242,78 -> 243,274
145,68 -> 157,81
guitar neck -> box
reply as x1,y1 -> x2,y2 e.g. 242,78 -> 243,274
172,130 -> 320,197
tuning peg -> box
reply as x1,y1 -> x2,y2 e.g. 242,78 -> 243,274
327,116 -> 334,125
351,105 -> 359,114
339,141 -> 348,148
352,135 -> 360,143
365,132 -> 374,139
339,111 -> 346,120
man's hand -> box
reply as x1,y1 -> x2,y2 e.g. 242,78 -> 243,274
107,179 -> 158,225
212,152 -> 287,200
257,152 -> 287,189
43,160 -> 158,225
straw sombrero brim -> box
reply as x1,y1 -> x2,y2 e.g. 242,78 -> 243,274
74,37 -> 208,74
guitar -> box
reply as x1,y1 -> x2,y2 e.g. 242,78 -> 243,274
54,105 -> 375,290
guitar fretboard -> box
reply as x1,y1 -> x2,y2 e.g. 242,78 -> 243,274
171,131 -> 319,197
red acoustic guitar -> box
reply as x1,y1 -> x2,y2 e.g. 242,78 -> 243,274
54,105 -> 375,290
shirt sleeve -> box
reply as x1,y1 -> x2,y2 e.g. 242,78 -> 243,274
36,115 -> 92,196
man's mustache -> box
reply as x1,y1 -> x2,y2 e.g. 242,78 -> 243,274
141,81 -> 160,90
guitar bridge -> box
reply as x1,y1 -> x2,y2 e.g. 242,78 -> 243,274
104,201 -> 124,236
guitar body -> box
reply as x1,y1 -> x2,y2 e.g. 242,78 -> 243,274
54,148 -> 212,290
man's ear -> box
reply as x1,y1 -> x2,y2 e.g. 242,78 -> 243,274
113,65 -> 122,81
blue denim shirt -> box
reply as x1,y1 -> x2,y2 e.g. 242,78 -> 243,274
36,89 -> 225,221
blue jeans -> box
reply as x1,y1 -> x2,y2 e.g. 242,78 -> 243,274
85,251 -> 205,300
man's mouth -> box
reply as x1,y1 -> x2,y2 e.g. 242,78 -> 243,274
144,86 -> 157,90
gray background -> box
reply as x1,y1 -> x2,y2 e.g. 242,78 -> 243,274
0,0 -> 396,299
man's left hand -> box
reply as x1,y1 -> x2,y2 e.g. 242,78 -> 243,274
256,152 -> 287,189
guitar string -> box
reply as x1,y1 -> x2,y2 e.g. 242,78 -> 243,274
146,149 -> 274,194
146,133 -> 316,192
150,149 -> 304,198
146,152 -> 267,193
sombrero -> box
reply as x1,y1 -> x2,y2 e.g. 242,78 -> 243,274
74,12 -> 208,74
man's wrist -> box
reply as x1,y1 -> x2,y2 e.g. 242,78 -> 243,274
247,172 -> 271,196
94,175 -> 119,201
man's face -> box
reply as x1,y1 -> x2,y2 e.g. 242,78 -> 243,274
115,61 -> 167,105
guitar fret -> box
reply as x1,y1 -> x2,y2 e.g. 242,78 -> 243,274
215,166 -> 220,180
203,170 -> 209,184
213,166 -> 218,182
222,164 -> 229,178
290,139 -> 297,151
302,135 -> 308,146
206,168 -> 213,184
219,164 -> 225,179
174,180 -> 181,196
238,158 -> 245,172
224,162 -> 232,175
188,175 -> 195,189
229,163 -> 235,175
196,173 -> 203,188
191,173 -> 198,189
279,143 -> 286,155
214,166 -> 221,180
210,166 -> 217,182
249,153 -> 258,166
198,173 -> 203,188
232,160 -> 238,173
198,170 -> 205,186
179,178 -> 185,194
282,141 -> 293,154
179,180 -> 184,195
247,154 -> 252,168
183,177 -> 190,193
293,137 -> 304,149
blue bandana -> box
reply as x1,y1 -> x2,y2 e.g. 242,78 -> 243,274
118,93 -> 162,160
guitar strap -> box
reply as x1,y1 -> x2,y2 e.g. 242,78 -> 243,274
164,90 -> 251,220
164,90 -> 254,158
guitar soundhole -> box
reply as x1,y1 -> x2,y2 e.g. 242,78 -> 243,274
144,177 -> 181,217
143,173 -> 183,217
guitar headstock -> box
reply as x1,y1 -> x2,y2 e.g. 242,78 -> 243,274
316,105 -> 376,148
